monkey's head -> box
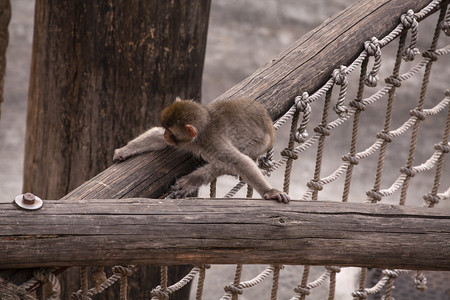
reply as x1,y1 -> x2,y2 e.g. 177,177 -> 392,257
161,98 -> 209,146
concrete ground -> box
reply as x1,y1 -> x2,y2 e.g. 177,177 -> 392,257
1,1 -> 448,299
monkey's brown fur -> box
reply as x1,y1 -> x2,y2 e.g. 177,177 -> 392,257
114,98 -> 289,202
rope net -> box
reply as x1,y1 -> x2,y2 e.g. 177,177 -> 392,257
4,0 -> 449,299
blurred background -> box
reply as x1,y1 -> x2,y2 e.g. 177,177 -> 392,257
0,0 -> 448,299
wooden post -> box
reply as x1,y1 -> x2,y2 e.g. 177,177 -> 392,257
0,0 -> 10,118
1,199 -> 449,271
22,1 -> 211,299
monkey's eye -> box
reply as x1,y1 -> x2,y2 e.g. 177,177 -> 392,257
169,132 -> 178,143
164,129 -> 178,145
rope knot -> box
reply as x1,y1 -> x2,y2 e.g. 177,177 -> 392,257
349,99 -> 366,111
410,109 -> 426,120
351,290 -> 368,299
400,10 -> 417,29
112,265 -> 133,276
294,93 -> 311,142
434,142 -> 450,153
334,103 -> 349,116
151,287 -> 169,300
281,148 -> 299,160
307,180 -> 323,191
384,75 -> 401,88
366,189 -> 383,202
365,73 -> 379,87
423,193 -> 441,206
258,148 -> 274,170
258,157 -> 274,170
342,154 -> 359,165
224,284 -> 243,295
294,130 -> 309,143
413,272 -> 427,292
332,66 -> 348,86
382,269 -> 400,278
400,166 -> 416,177
422,50 -> 438,61
326,266 -> 341,273
364,37 -> 380,56
376,132 -> 393,143
314,124 -> 331,136
364,37 -> 381,87
295,92 -> 310,111
294,286 -> 311,295
403,47 -> 420,61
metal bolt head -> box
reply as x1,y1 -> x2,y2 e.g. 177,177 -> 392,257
14,193 -> 43,210
22,192 -> 36,204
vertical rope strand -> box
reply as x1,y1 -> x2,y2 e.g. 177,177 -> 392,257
246,185 -> 254,198
367,31 -> 408,202
299,266 -> 311,300
270,265 -> 282,300
342,57 -> 369,202
161,266 -> 168,292
196,265 -> 210,300
312,89 -> 333,200
231,265 -> 243,300
424,90 -> 450,207
210,179 -> 217,198
119,275 -> 128,300
399,4 -> 448,205
327,271 -> 337,300
283,103 -> 302,194
80,267 -> 89,295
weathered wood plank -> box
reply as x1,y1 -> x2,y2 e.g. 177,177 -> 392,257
1,199 -> 449,270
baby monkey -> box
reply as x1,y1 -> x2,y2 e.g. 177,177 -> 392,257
113,98 -> 290,203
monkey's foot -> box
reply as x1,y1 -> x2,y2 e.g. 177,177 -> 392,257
166,183 -> 198,199
264,189 -> 290,203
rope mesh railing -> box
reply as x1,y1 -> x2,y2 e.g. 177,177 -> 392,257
3,0 -> 449,299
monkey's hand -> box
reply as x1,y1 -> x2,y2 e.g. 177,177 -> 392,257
264,189 -> 290,203
113,147 -> 134,162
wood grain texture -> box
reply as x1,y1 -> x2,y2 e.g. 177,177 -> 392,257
1,199 -> 449,270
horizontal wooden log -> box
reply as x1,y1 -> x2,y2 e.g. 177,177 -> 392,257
1,199 -> 449,270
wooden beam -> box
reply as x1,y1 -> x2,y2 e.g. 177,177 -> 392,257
1,199 -> 449,271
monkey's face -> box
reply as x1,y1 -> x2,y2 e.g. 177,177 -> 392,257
163,125 -> 197,146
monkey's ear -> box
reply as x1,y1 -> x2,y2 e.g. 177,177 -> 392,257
175,97 -> 182,102
185,125 -> 197,138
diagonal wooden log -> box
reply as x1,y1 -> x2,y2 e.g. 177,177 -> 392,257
62,0 -> 439,201
1,199 -> 449,271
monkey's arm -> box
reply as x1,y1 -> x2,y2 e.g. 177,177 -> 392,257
203,141 -> 289,203
113,127 -> 169,162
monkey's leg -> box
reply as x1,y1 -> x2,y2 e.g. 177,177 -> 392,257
202,142 -> 290,203
113,127 -> 168,162
168,164 -> 227,198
